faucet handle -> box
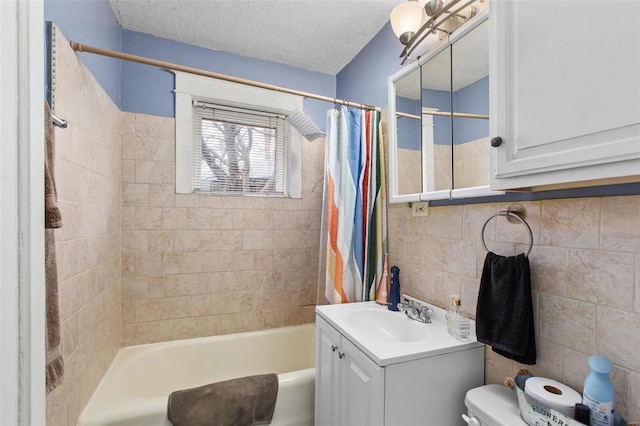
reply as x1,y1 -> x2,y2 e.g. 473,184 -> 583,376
396,302 -> 405,313
420,305 -> 432,323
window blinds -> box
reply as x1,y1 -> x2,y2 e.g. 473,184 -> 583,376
192,101 -> 287,195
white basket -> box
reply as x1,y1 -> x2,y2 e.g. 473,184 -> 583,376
515,386 -> 584,426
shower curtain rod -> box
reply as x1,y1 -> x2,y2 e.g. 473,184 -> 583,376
69,41 -> 381,112
396,110 -> 489,120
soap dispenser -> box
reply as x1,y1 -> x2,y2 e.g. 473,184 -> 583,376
446,295 -> 470,341
446,295 -> 459,333
388,265 -> 401,311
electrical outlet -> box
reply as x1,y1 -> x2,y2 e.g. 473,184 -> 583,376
412,202 -> 429,217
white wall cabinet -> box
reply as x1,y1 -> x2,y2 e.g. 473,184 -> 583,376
489,0 -> 640,190
315,314 -> 484,426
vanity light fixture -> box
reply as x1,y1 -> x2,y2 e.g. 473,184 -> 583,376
390,0 -> 423,45
390,0 -> 481,63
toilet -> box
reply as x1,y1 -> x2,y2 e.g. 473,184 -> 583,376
463,384 -> 528,426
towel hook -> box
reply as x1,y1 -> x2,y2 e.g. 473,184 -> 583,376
481,208 -> 533,257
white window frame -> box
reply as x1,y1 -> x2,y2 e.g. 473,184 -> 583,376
174,71 -> 302,198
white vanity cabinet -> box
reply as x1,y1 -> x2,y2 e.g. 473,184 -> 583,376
315,305 -> 485,426
315,316 -> 384,426
489,0 -> 640,190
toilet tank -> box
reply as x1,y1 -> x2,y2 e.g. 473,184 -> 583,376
464,384 -> 527,426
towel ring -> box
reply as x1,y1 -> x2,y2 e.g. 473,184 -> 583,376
481,210 -> 533,257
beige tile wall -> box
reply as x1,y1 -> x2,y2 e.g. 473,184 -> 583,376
397,147 -> 422,195
120,112 -> 324,346
388,197 -> 640,422
46,29 -> 122,426
396,137 -> 490,196
454,136 -> 489,189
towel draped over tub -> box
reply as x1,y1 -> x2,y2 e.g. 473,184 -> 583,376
167,373 -> 279,426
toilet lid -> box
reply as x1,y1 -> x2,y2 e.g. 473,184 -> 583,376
465,384 -> 527,426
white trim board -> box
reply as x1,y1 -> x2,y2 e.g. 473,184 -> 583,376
0,0 -> 46,424
173,71 -> 303,198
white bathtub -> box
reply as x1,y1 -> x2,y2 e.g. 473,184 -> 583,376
78,324 -> 316,426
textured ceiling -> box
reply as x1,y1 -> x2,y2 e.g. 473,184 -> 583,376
109,0 -> 400,75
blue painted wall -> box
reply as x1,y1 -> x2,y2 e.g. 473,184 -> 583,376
120,30 -> 334,129
337,21 -> 484,149
453,76 -> 489,144
336,22 -> 405,109
45,0 -> 334,130
45,0 -> 122,108
396,96 -> 420,150
422,88 -> 451,146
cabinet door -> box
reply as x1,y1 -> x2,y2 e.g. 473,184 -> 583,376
339,338 -> 384,426
315,318 -> 342,426
490,0 -> 640,190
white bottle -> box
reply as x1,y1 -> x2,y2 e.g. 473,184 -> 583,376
445,295 -> 459,334
446,295 -> 469,340
454,312 -> 470,341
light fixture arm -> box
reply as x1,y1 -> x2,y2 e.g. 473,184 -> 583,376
399,0 -> 480,64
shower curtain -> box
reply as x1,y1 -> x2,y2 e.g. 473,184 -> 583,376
321,106 -> 387,304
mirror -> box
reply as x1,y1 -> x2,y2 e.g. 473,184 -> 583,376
388,11 -> 500,203
421,45 -> 452,194
393,65 -> 423,198
451,19 -> 490,190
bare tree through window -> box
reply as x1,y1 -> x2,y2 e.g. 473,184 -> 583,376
199,117 -> 279,194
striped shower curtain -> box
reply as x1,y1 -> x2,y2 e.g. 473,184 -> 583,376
323,106 -> 387,304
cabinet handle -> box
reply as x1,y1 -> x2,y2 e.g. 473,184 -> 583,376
331,345 -> 338,352
490,136 -> 503,147
338,351 -> 345,359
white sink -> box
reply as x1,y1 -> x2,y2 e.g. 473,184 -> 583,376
346,307 -> 429,343
316,300 -> 481,366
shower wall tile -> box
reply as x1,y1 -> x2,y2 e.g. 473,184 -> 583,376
47,29 -> 121,426
120,112 -> 324,347
389,195 -> 640,421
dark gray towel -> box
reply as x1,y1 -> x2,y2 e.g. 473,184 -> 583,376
476,252 -> 536,365
45,100 -> 64,394
167,374 -> 279,426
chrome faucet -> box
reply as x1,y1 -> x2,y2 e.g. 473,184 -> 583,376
398,299 -> 432,324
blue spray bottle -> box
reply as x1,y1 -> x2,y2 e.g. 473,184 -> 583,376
583,355 -> 615,426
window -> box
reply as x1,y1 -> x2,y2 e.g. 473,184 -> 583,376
175,71 -> 302,197
194,102 -> 286,195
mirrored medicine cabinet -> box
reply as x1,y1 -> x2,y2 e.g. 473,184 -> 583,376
388,10 -> 504,203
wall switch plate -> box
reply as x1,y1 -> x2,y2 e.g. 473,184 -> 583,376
412,202 -> 429,217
